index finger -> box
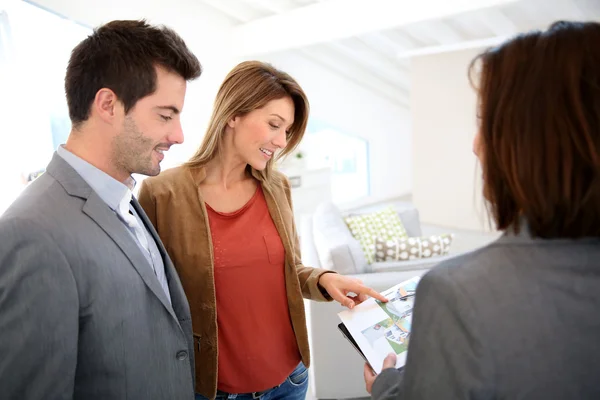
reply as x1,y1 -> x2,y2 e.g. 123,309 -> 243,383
350,282 -> 388,303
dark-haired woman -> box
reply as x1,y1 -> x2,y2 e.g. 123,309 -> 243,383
366,20 -> 600,400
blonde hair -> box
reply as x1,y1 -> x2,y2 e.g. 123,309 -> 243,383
186,61 -> 309,184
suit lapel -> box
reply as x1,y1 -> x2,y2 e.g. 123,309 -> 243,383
131,197 -> 191,323
46,153 -> 180,321
82,195 -> 178,319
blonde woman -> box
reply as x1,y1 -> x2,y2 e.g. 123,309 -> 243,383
138,61 -> 386,400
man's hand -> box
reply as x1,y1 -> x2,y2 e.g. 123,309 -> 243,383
318,273 -> 388,308
364,353 -> 397,393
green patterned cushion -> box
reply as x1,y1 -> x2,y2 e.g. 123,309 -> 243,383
344,207 -> 408,264
374,234 -> 454,262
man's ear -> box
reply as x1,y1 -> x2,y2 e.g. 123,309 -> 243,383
93,88 -> 122,124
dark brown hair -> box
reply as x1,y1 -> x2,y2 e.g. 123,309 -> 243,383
65,20 -> 202,127
470,21 -> 600,238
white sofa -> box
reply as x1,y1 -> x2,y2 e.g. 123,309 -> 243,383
301,201 -> 498,399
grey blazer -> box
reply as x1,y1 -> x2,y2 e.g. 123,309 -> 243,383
0,154 -> 195,399
372,225 -> 600,400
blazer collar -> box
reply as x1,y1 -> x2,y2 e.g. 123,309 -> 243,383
45,152 -> 182,324
45,152 -> 94,200
497,217 -> 600,245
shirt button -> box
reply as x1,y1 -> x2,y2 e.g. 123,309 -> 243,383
176,350 -> 188,361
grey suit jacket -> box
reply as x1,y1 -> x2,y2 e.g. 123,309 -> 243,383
372,225 -> 600,400
0,154 -> 195,399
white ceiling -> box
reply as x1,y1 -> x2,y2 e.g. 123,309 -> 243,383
199,0 -> 600,107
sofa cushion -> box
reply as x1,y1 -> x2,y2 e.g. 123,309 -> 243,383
344,206 -> 408,264
312,202 -> 368,274
397,208 -> 422,237
374,234 -> 454,262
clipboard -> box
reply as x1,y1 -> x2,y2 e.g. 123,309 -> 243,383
338,322 -> 375,373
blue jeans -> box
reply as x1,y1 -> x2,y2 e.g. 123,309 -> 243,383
195,362 -> 309,400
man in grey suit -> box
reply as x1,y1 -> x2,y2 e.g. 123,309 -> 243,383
0,20 -> 201,399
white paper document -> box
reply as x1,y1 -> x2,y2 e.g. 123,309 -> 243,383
337,276 -> 421,373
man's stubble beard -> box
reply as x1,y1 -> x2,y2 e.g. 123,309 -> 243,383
111,116 -> 160,178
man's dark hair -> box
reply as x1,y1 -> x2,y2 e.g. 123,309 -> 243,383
65,19 -> 202,127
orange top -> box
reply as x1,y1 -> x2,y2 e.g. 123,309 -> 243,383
206,184 -> 301,394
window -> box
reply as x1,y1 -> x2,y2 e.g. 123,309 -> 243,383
0,2 -> 90,213
302,119 -> 370,205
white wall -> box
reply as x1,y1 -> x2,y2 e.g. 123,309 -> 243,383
258,51 -> 412,207
5,0 -> 412,209
411,47 -> 493,232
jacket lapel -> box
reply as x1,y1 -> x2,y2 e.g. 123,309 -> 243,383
46,153 -> 178,321
260,183 -> 295,265
131,197 -> 191,323
82,195 -> 177,318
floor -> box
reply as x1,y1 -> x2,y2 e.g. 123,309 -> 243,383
305,381 -> 369,400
